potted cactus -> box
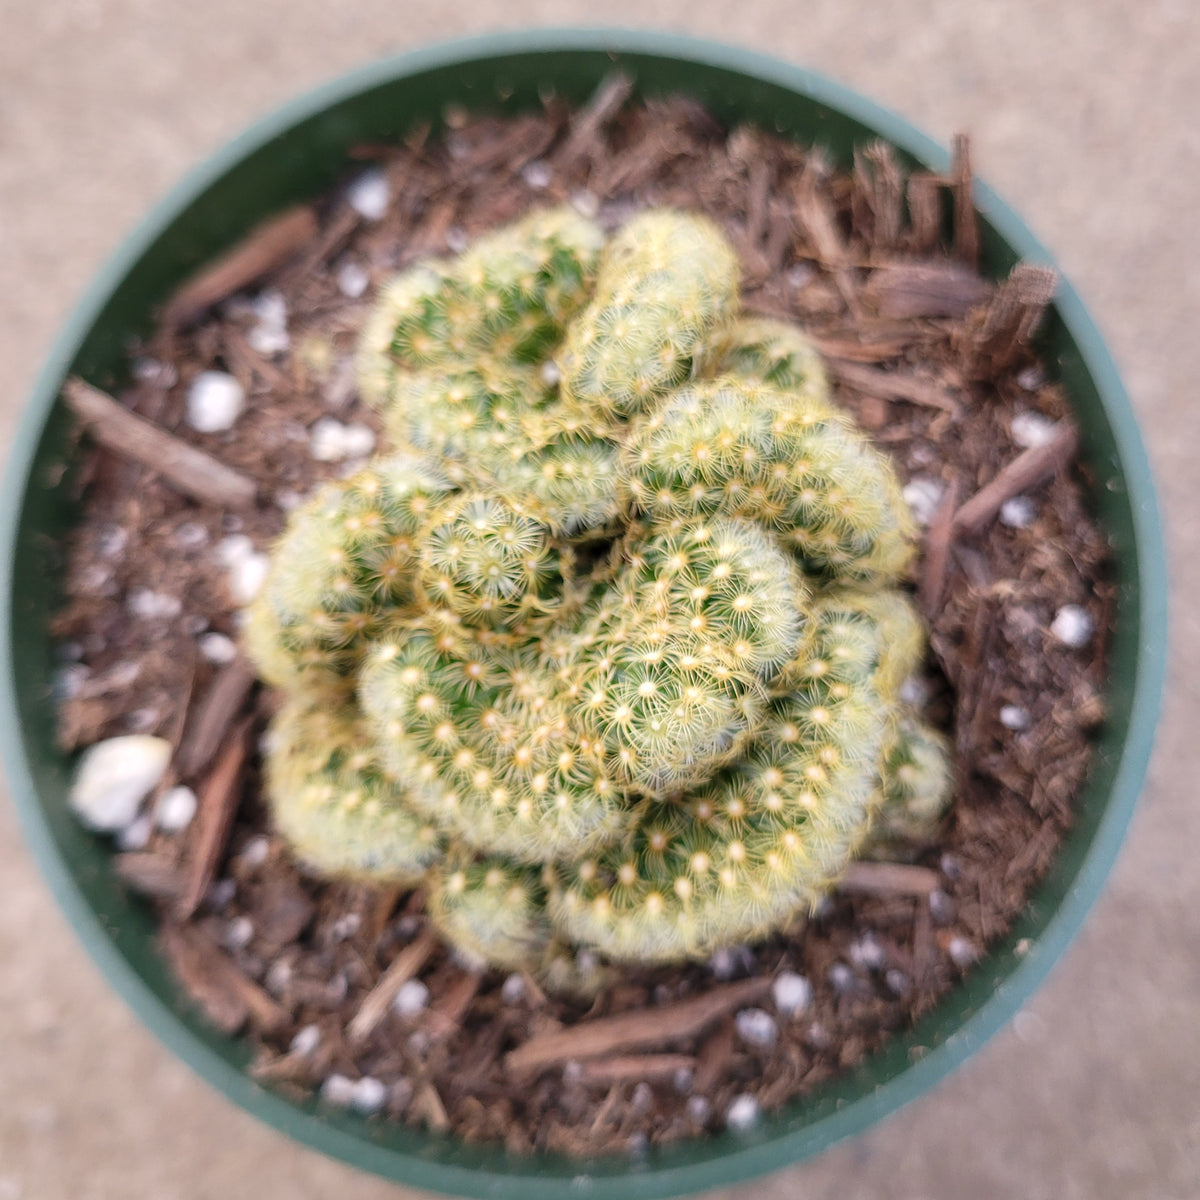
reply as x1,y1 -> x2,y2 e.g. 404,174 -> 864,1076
0,29 -> 1164,1200
247,205 -> 950,986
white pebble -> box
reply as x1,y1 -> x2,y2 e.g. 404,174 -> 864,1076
828,962 -> 856,992
116,812 -> 153,851
724,1094 -> 762,1132
274,489 -> 304,511
69,736 -> 171,833
673,1066 -> 695,1095
686,1095 -> 712,1124
207,878 -> 237,910
217,535 -> 255,567
500,973 -> 527,1004
126,706 -> 160,733
310,417 -> 378,462
173,521 -> 209,549
999,495 -> 1037,529
96,524 -> 129,558
133,357 -> 178,387
885,968 -> 912,995
395,914 -> 422,939
248,290 -> 290,356
229,552 -> 270,605
771,971 -> 813,1017
330,913 -> 362,941
320,1074 -> 357,1107
521,160 -> 552,189
351,1076 -> 389,1115
289,1024 -> 321,1057
392,979 -> 430,1017
186,371 -> 245,433
155,785 -> 198,832
849,934 -> 886,971
929,889 -> 954,923
224,916 -> 254,950
561,1060 -> 585,1086
947,935 -> 977,966
999,704 -> 1031,731
127,589 -> 182,621
346,168 -> 390,220
1050,604 -> 1094,648
1010,411 -> 1058,449
336,260 -> 370,299
902,477 -> 946,526
266,959 -> 293,995
630,1082 -> 654,1113
1016,365 -> 1046,391
898,675 -> 931,708
709,944 -> 753,980
198,632 -> 238,665
786,262 -> 816,289
240,836 -> 271,867
570,189 -> 600,219
735,1008 -> 779,1049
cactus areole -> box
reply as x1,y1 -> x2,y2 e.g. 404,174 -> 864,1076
247,206 -> 952,985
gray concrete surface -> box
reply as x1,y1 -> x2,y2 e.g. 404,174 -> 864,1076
1,2 -> 1197,1197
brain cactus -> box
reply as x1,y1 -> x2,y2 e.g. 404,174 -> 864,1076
248,204 -> 953,989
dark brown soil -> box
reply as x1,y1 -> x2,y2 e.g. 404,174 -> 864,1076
51,88 -> 1112,1158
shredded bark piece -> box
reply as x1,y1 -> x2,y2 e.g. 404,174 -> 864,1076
959,263 -> 1059,381
839,860 -> 942,897
832,360 -> 959,412
348,928 -> 439,1043
161,204 -> 318,327
175,657 -> 258,781
555,72 -> 635,167
63,378 -> 258,510
579,1054 -> 697,1085
178,717 -> 253,918
115,851 -> 185,900
920,479 -> 962,618
954,422 -> 1080,535
950,135 -> 980,270
863,259 -> 992,319
506,977 -> 771,1077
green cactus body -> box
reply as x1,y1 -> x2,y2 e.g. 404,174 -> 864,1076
427,848 -> 554,972
558,211 -> 741,421
243,203 -> 953,988
266,696 -> 443,884
415,493 -> 569,629
864,716 -> 955,854
622,378 -> 916,583
565,517 -> 806,795
357,207 -> 604,410
358,629 -> 628,865
244,456 -> 453,689
698,316 -> 830,401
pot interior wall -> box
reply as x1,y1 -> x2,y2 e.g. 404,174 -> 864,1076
2,33 -> 1160,1200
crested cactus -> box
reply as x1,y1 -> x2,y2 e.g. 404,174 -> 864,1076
245,203 -> 952,990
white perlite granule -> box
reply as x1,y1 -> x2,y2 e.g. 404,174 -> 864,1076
69,736 -> 171,832
1050,604 -> 1094,647
346,169 -> 390,220
186,370 -> 244,433
771,971 -> 813,1016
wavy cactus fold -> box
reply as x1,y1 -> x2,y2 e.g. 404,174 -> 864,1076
244,204 -> 951,990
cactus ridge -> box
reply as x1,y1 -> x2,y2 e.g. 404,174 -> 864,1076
244,204 -> 951,987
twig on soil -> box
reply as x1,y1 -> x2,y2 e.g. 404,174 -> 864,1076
959,263 -> 1058,381
838,860 -> 941,897
425,970 -> 484,1039
348,928 -> 439,1043
555,72 -> 634,166
174,656 -> 258,780
794,170 -> 864,318
178,717 -> 253,919
579,1054 -> 697,1085
505,976 -> 771,1077
953,422 -> 1080,535
63,378 -> 258,511
920,479 -> 962,618
831,361 -> 960,413
161,204 -> 318,327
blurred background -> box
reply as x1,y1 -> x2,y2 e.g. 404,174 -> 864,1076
1,2 -> 1197,1197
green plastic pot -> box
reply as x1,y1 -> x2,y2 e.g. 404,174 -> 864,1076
0,28 -> 1166,1200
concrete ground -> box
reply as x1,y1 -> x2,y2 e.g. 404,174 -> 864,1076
1,2 -> 1197,1197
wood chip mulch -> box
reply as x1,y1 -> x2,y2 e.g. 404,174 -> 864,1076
50,83 -> 1112,1158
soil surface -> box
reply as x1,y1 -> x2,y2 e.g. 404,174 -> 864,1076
52,88 -> 1111,1157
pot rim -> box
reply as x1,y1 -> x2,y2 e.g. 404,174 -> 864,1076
0,27 -> 1168,1200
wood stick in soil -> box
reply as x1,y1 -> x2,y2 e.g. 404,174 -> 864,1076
555,72 -> 634,166
348,927 -> 439,1043
953,421 -> 1080,535
831,361 -> 959,413
505,976 -> 771,1078
920,478 -> 962,619
63,379 -> 258,511
838,860 -> 942,897
161,204 -> 318,327
178,717 -> 253,919
580,1054 -> 696,1086
175,656 -> 258,781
